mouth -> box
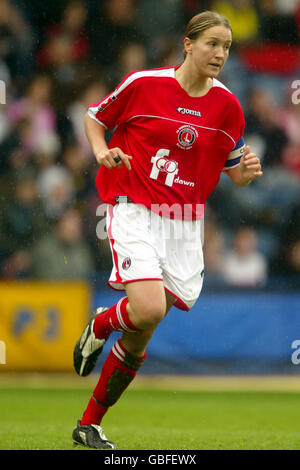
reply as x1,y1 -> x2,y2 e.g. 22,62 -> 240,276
208,63 -> 222,70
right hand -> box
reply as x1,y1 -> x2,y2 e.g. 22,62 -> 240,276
95,147 -> 133,170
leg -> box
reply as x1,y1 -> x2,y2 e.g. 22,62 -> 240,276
122,285 -> 176,356
79,282 -> 175,428
125,279 -> 168,329
74,281 -> 173,377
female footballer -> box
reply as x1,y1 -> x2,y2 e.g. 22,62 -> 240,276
72,10 -> 263,449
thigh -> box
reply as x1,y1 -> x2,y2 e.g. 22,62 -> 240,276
160,218 -> 204,311
121,282 -> 175,356
106,203 -> 163,289
165,289 -> 176,313
125,279 -> 175,315
125,280 -> 167,324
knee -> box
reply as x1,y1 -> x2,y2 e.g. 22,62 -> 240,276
129,300 -> 166,330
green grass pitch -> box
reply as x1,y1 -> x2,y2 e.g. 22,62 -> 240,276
1,377 -> 300,450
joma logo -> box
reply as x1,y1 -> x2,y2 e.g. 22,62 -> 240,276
177,107 -> 201,117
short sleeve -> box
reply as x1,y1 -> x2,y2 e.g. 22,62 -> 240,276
87,72 -> 136,130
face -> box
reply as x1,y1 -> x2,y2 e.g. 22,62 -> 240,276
185,25 -> 232,78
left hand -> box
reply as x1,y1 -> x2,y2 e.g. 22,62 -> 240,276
240,146 -> 263,183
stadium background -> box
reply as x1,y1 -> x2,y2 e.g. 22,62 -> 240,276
0,0 -> 300,379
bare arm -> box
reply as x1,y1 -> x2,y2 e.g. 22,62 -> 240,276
84,113 -> 132,170
225,145 -> 263,186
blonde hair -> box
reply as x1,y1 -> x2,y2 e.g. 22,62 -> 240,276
183,10 -> 232,57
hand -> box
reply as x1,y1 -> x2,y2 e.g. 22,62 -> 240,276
95,147 -> 133,170
240,146 -> 263,183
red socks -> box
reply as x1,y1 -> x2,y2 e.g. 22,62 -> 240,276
80,338 -> 146,425
80,297 -> 145,426
93,297 -> 140,339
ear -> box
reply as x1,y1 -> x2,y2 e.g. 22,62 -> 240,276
183,37 -> 193,55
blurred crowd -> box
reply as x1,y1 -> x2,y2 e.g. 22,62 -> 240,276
0,0 -> 300,288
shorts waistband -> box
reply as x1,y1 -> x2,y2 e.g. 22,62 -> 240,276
115,195 -> 134,203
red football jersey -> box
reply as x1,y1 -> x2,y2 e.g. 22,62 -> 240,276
88,67 -> 245,219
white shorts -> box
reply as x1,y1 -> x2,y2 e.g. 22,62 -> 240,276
106,203 -> 204,311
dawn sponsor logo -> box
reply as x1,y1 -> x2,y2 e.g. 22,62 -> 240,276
174,176 -> 195,187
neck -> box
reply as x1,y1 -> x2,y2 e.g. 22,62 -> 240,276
175,61 -> 213,97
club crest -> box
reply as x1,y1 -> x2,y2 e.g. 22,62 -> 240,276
176,125 -> 198,150
122,257 -> 131,270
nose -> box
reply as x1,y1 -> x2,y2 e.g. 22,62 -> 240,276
215,46 -> 225,60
